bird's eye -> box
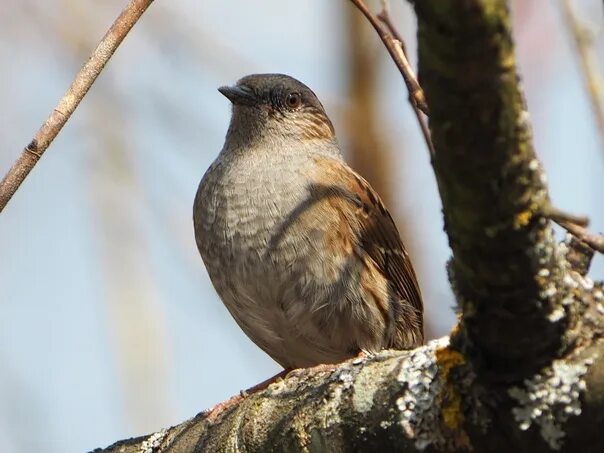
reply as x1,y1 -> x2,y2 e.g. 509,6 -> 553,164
285,92 -> 302,109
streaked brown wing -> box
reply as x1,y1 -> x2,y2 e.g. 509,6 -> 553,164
310,157 -> 424,344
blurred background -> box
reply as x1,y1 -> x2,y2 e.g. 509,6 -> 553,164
0,0 -> 603,451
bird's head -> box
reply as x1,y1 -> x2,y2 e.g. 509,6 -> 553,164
219,73 -> 336,146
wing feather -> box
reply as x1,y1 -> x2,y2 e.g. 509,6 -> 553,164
310,157 -> 424,346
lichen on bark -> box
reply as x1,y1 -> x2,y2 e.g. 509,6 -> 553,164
413,0 -> 583,381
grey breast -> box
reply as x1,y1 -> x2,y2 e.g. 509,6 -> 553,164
194,142 -> 356,367
194,146 -> 317,315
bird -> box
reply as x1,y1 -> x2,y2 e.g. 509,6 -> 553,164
193,73 -> 423,370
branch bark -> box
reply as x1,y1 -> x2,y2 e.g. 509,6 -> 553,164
95,336 -> 604,453
414,0 -> 577,380
0,0 -> 155,213
90,0 -> 604,451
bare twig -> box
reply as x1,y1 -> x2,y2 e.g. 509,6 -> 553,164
544,204 -> 590,227
377,16 -> 425,114
345,3 -> 397,204
348,0 -> 427,114
377,0 -> 406,53
560,0 -> 604,143
376,2 -> 435,158
411,97 -> 436,158
558,220 -> 604,254
543,204 -> 602,255
348,0 -> 435,157
0,0 -> 155,213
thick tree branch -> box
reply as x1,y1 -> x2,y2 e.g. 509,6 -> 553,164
412,0 -> 588,380
0,0 -> 155,213
95,335 -> 604,452
564,234 -> 595,276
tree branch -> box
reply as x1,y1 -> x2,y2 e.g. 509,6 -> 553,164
94,335 -> 604,452
344,2 -> 396,204
560,0 -> 604,146
412,0 -> 589,380
0,0 -> 155,213
558,221 -> 604,255
348,0 -> 427,113
348,0 -> 435,157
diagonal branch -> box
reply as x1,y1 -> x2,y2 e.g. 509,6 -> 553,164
348,0 -> 427,113
0,0 -> 155,213
560,0 -> 604,146
348,0 -> 435,157
558,220 -> 604,254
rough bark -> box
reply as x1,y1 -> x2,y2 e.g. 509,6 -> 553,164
93,1 -> 604,452
94,335 -> 604,453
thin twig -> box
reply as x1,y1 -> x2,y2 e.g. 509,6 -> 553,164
544,204 -> 590,227
558,220 -> 604,254
375,4 -> 435,156
543,205 -> 602,254
411,99 -> 436,158
348,0 -> 428,115
378,20 -> 425,113
0,0 -> 155,213
377,1 -> 407,55
378,2 -> 435,157
345,4 -> 396,203
348,0 -> 435,157
560,0 -> 604,144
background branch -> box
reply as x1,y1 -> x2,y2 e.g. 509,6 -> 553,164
0,0 -> 155,213
560,0 -> 604,145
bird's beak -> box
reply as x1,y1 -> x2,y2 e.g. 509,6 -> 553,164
218,85 -> 257,106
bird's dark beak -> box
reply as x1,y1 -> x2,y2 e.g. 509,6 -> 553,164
218,85 -> 257,106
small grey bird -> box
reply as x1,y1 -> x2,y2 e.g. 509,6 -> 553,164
193,74 -> 423,369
